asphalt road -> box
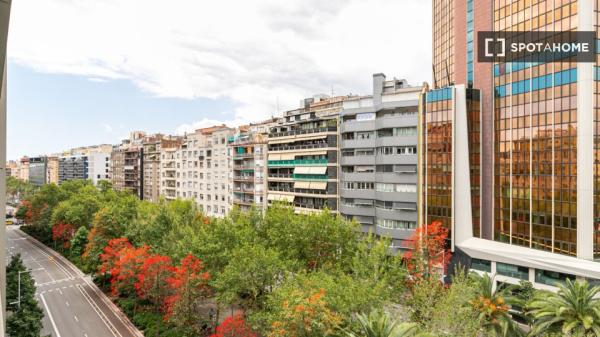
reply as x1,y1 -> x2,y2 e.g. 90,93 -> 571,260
6,225 -> 144,337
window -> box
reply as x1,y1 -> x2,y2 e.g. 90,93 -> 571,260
356,131 -> 374,139
377,129 -> 393,137
397,146 -> 417,155
378,147 -> 395,155
375,200 -> 393,210
535,269 -> 575,287
394,127 -> 417,136
471,259 -> 491,273
356,112 -> 375,121
355,148 -> 374,156
496,262 -> 529,280
355,166 -> 374,173
342,182 -> 374,190
376,165 -> 394,173
376,219 -> 416,230
375,183 -> 416,193
342,133 -> 355,140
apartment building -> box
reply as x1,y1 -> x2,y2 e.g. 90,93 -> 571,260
421,0 -> 600,288
230,119 -> 275,212
28,157 -> 47,186
159,141 -> 180,201
144,134 -> 182,203
111,131 -> 146,199
46,156 -> 59,184
59,152 -> 110,185
18,157 -> 29,182
340,74 -> 422,250
6,160 -> 18,178
267,95 -> 350,213
174,125 -> 236,217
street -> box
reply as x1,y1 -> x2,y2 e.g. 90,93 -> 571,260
6,225 -> 144,337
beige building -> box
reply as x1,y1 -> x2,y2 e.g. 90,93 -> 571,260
159,141 -> 180,201
174,125 -> 236,217
6,160 -> 18,178
18,157 -> 29,182
143,134 -> 182,203
46,156 -> 59,185
111,131 -> 146,199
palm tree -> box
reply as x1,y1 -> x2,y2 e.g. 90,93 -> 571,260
528,279 -> 600,336
469,273 -> 524,337
344,310 -> 432,337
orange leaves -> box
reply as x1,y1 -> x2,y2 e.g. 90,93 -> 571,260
163,254 -> 211,322
210,314 -> 257,337
403,221 -> 451,281
470,294 -> 510,318
268,288 -> 341,337
135,254 -> 173,309
51,223 -> 75,249
98,237 -> 151,296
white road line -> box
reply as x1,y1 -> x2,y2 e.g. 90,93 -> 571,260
66,301 -> 69,307
74,315 -> 79,322
58,289 -> 63,295
84,334 -> 89,337
40,293 -> 62,337
76,284 -> 121,337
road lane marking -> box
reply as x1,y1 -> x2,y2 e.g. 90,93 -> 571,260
66,301 -> 69,307
76,284 -> 121,337
58,289 -> 63,295
74,315 -> 79,322
40,293 -> 62,337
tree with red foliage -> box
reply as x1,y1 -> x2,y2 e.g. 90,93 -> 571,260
98,238 -> 150,297
51,223 -> 75,250
210,314 -> 257,337
403,221 -> 451,281
135,255 -> 173,308
164,254 -> 211,330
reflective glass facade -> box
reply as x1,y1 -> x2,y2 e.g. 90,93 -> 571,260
493,0 -> 578,256
433,0 -> 455,88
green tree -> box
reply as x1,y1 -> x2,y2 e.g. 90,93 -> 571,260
469,273 -> 523,337
344,311 -> 429,337
70,226 -> 89,261
6,254 -> 44,337
215,244 -> 287,311
528,279 -> 600,337
51,185 -> 102,229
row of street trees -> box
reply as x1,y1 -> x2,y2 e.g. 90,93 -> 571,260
14,179 -> 600,336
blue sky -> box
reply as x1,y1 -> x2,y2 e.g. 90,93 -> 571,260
7,0 -> 431,161
7,63 -> 238,160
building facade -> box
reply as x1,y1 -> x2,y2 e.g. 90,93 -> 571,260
422,0 -> 600,288
59,152 -> 110,185
340,74 -> 422,250
18,157 -> 29,182
111,131 -> 145,199
174,126 -> 235,217
230,120 -> 275,212
28,157 -> 47,186
144,134 -> 182,203
267,95 -> 349,213
46,156 -> 59,185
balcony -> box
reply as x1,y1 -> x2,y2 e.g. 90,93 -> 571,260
267,159 -> 328,167
269,126 -> 337,139
268,143 -> 329,152
233,176 -> 255,181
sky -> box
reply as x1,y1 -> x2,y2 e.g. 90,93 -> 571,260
7,0 -> 432,160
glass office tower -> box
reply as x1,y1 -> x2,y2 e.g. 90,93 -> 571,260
421,0 -> 600,288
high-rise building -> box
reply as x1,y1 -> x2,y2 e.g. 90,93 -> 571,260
267,95 -> 351,213
111,131 -> 145,199
28,156 -> 47,186
6,160 -> 17,178
46,156 -> 59,185
159,141 -> 179,201
18,157 -> 29,182
340,74 -> 422,251
144,134 -> 182,203
230,119 -> 275,212
422,0 -> 600,286
174,125 -> 236,217
59,152 -> 110,185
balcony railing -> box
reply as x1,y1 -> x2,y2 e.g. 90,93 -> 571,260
268,143 -> 329,152
267,159 -> 328,167
269,126 -> 337,138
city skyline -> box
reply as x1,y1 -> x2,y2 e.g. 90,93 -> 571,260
7,0 -> 432,160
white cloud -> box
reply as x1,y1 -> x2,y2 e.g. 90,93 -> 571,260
101,123 -> 113,133
8,0 -> 432,129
